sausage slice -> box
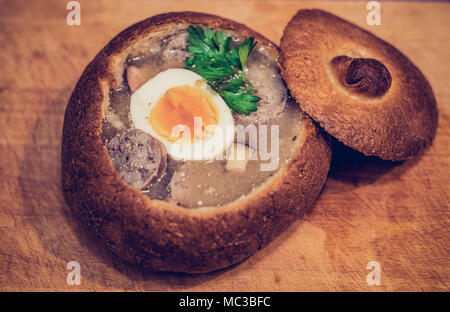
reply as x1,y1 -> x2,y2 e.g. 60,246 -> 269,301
159,30 -> 190,69
107,128 -> 167,189
235,49 -> 288,125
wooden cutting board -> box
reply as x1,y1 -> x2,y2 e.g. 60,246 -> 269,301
0,0 -> 448,291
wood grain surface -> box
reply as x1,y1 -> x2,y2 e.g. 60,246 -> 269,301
0,0 -> 448,291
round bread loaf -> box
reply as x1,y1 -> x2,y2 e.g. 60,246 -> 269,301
279,9 -> 438,161
61,12 -> 331,273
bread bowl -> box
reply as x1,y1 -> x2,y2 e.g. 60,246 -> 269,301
62,12 -> 331,273
279,9 -> 438,161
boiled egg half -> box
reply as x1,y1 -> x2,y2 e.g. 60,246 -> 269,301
130,68 -> 235,161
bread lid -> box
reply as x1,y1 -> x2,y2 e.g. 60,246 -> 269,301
279,9 -> 438,161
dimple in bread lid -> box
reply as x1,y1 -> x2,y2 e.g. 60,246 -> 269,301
279,9 -> 438,161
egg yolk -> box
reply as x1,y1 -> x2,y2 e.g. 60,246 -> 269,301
149,85 -> 219,143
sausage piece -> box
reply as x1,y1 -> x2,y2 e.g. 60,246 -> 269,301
159,30 -> 190,69
235,49 -> 288,125
126,31 -> 190,92
107,128 -> 167,189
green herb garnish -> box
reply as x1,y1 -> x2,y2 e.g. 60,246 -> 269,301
184,25 -> 259,115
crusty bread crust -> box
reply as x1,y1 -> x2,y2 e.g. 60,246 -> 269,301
279,9 -> 438,161
62,12 -> 331,273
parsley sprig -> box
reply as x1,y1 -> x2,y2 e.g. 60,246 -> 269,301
184,25 -> 259,115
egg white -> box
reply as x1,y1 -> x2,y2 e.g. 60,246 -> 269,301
130,68 -> 235,161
